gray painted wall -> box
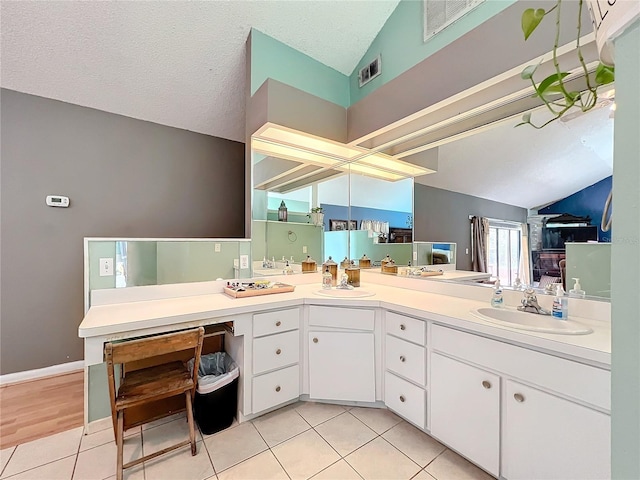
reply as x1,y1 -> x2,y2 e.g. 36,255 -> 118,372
413,183 -> 527,270
0,89 -> 245,375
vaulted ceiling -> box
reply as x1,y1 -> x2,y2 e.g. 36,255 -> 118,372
1,0 -> 400,142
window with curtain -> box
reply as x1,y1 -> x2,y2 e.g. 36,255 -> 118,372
487,221 -> 522,286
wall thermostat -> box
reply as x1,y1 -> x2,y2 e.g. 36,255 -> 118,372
46,195 -> 70,207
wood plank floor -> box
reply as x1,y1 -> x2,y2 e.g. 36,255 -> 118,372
0,371 -> 84,449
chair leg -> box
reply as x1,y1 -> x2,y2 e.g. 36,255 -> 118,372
116,410 -> 124,480
185,390 -> 197,456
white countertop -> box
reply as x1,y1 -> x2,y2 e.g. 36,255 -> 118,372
79,278 -> 611,367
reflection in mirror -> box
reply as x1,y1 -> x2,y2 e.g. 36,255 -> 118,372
408,101 -> 613,300
413,242 -> 457,269
87,238 -> 251,292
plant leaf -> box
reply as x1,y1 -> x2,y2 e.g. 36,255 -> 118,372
521,64 -> 538,80
595,63 -> 615,85
536,72 -> 570,96
522,8 -> 546,40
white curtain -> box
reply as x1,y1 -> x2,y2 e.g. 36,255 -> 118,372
519,223 -> 531,285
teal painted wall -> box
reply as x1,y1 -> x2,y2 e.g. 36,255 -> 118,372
251,29 -> 350,108
349,0 -> 516,105
611,20 -> 640,480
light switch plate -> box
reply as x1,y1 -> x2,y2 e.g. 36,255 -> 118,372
214,243 -> 221,252
99,258 -> 114,277
240,255 -> 249,269
413,251 -> 418,262
233,258 -> 239,268
303,246 -> 307,253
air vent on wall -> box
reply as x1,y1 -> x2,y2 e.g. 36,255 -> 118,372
358,55 -> 382,88
424,0 -> 485,41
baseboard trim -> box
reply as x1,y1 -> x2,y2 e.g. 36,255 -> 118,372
0,360 -> 84,386
85,416 -> 112,435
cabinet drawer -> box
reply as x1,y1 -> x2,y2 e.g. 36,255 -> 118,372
253,308 -> 300,338
253,330 -> 300,375
252,364 -> 300,414
384,371 -> 426,429
385,334 -> 426,386
309,306 -> 374,331
386,312 -> 425,345
431,324 -> 610,411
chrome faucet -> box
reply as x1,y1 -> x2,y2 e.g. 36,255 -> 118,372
517,287 -> 551,315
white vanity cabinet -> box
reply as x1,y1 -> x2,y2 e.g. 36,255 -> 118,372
430,324 -> 611,479
430,352 -> 500,476
307,306 -> 375,402
502,380 -> 610,480
250,308 -> 301,414
384,311 -> 427,429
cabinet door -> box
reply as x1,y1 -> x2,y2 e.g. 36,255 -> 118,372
308,331 -> 375,402
430,352 -> 500,477
503,380 -> 610,480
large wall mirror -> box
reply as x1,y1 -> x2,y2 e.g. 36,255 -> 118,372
250,90 -> 613,302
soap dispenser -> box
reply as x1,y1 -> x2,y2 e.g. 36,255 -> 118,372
569,278 -> 586,298
552,284 -> 568,320
491,279 -> 504,308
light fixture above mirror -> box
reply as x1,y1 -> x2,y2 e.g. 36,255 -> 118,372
251,122 -> 436,191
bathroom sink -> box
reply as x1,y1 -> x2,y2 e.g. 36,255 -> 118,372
314,289 -> 376,298
471,307 -> 593,335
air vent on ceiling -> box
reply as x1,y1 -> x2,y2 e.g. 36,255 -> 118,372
358,55 -> 382,88
424,0 -> 485,42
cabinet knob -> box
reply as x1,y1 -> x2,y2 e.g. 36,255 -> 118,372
399,395 -> 406,403
400,324 -> 406,331
482,380 -> 491,389
313,337 -> 319,343
275,386 -> 281,392
276,348 -> 282,355
276,321 -> 282,327
400,356 -> 406,363
514,393 -> 525,403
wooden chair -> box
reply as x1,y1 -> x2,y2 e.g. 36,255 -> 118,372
105,327 -> 204,480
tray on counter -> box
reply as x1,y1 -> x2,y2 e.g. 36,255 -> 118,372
223,282 -> 296,298
420,271 -> 444,277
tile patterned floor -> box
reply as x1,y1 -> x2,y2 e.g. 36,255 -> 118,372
0,403 -> 494,480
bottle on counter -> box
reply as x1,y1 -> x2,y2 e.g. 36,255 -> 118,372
552,283 -> 568,320
322,267 -> 332,289
491,279 -> 504,308
569,278 -> 586,298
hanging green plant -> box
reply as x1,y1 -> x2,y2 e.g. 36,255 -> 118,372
517,0 -> 615,128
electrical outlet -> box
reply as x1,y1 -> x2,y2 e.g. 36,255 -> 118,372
214,243 -> 221,252
99,258 -> 114,277
233,258 -> 239,268
240,255 -> 249,269
413,251 -> 417,262
303,246 -> 307,254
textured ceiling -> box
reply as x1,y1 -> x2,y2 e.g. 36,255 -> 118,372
415,105 -> 614,210
1,0 -> 400,142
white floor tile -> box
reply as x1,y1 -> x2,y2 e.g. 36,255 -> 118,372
142,417 -> 202,455
73,434 -> 142,480
345,437 -> 421,480
203,422 -> 267,473
252,407 -> 310,447
142,411 -> 186,430
217,451 -> 288,480
382,422 -> 446,467
311,459 -> 362,480
295,402 -> 346,427
425,449 -> 494,480
411,470 -> 436,480
144,441 -> 214,480
272,429 -> 340,480
1,427 -> 83,478
0,447 -> 15,476
315,412 -> 377,457
349,407 -> 402,434
1,455 -> 76,480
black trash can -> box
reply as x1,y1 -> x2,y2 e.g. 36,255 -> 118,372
192,352 -> 239,435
